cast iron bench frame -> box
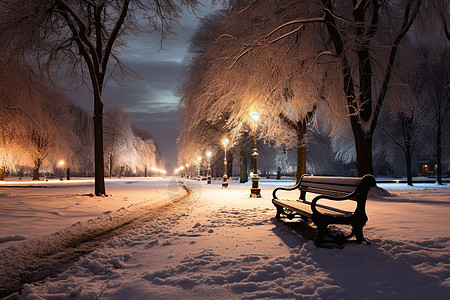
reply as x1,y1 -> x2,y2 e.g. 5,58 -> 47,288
272,174 -> 376,247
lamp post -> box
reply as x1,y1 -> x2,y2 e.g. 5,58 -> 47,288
206,151 -> 212,184
249,112 -> 261,197
222,138 -> 229,188
58,160 -> 64,181
196,156 -> 202,181
185,163 -> 189,178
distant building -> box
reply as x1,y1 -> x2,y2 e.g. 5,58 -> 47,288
418,158 -> 450,177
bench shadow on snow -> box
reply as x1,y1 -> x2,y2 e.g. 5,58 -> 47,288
270,217 -> 317,248
270,217 -> 450,298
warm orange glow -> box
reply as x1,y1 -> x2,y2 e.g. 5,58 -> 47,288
222,138 -> 229,147
249,112 -> 260,122
206,151 -> 212,158
152,167 -> 166,174
58,160 -> 64,166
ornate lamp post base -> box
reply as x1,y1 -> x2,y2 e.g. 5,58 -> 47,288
222,175 -> 228,188
250,188 -> 261,197
250,174 -> 261,198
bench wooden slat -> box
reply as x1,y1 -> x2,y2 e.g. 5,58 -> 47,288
273,199 -> 313,217
273,198 -> 352,217
300,184 -> 356,194
300,176 -> 362,186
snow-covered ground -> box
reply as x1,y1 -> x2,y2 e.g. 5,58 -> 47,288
0,177 -> 449,299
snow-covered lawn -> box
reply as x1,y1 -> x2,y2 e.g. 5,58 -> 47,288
1,177 -> 449,299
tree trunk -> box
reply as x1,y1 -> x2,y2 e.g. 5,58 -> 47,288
94,90 -> 106,194
436,119 -> 442,185
33,168 -> 39,180
66,168 -> 71,180
227,152 -> 233,178
405,150 -> 413,186
353,125 -> 374,177
0,166 -> 5,181
296,120 -> 307,183
240,148 -> 248,183
109,154 -> 113,178
32,159 -> 41,180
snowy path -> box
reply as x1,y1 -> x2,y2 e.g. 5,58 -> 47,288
1,178 -> 449,299
0,179 -> 192,298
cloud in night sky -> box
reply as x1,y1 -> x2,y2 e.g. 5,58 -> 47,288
66,3 -> 219,170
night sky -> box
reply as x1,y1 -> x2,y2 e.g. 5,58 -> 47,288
65,4 -> 217,171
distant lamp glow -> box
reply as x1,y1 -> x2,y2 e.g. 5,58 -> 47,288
249,111 -> 261,198
206,151 -> 212,184
151,167 -> 166,177
58,160 -> 64,181
222,138 -> 230,188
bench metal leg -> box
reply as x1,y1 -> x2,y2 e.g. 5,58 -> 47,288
274,203 -> 284,219
313,215 -> 369,247
351,221 -> 370,244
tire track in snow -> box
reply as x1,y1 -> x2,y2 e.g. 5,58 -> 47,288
0,183 -> 193,298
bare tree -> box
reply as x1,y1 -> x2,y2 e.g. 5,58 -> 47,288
67,103 -> 95,175
0,0 -> 199,194
103,107 -> 136,177
133,127 -> 160,176
424,46 -> 450,184
179,9 -> 322,182
208,0 -> 450,177
0,62 -> 80,180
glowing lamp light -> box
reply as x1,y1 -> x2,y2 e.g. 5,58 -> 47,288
58,160 -> 64,166
206,151 -> 212,158
249,112 -> 260,122
222,138 -> 229,147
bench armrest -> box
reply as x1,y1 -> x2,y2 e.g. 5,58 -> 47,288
310,192 -> 353,215
310,174 -> 375,214
272,175 -> 307,199
310,179 -> 373,215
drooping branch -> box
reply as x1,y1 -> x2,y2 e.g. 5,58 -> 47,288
372,0 -> 423,132
261,16 -> 325,42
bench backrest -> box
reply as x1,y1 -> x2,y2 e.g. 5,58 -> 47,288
299,175 -> 375,200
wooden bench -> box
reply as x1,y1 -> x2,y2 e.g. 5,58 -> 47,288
272,174 -> 376,247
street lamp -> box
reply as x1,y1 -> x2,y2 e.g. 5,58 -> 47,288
206,151 -> 212,184
222,138 -> 229,188
185,163 -> 189,178
196,156 -> 202,181
58,160 -> 64,181
249,112 -> 261,197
